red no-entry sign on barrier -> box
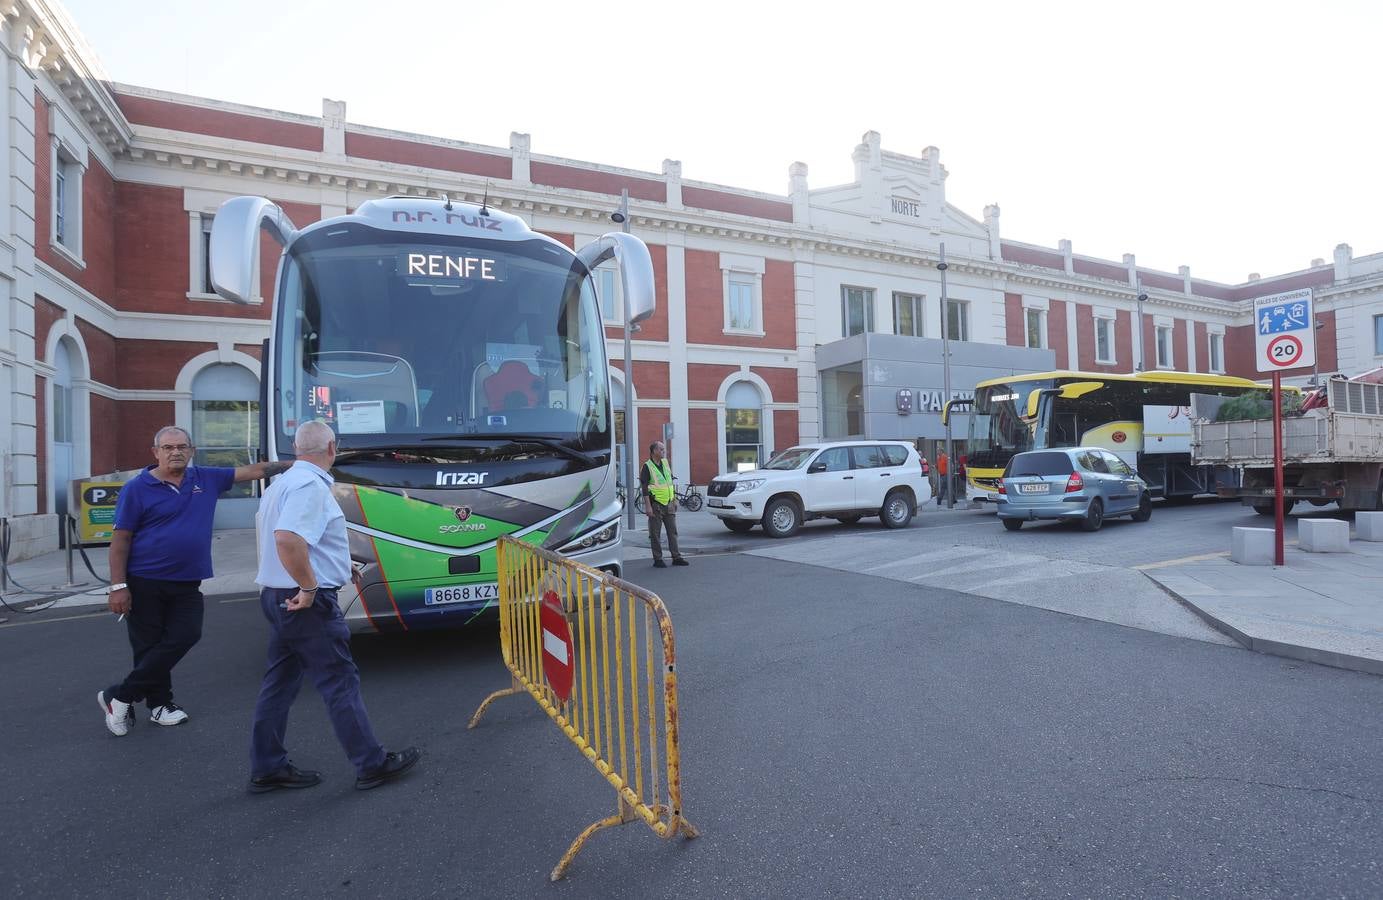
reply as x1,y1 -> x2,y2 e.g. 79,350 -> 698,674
540,590 -> 574,702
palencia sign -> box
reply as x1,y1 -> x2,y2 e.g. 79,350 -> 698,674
913,389 -> 974,413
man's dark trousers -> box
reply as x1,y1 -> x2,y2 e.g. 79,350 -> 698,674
249,587 -> 386,778
646,499 -> 682,562
106,574 -> 203,709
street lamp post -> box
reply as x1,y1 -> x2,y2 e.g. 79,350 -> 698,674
1135,279 -> 1147,373
615,190 -> 638,531
938,243 -> 954,510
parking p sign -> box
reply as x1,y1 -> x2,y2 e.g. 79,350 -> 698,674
1253,288 -> 1315,373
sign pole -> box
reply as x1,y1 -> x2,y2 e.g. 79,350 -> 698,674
1272,370 -> 1284,566
937,243 -> 954,510
619,190 -> 637,533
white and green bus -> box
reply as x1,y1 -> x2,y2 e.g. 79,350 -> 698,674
210,195 -> 653,632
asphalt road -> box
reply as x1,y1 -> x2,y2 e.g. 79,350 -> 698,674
3,535 -> 1381,898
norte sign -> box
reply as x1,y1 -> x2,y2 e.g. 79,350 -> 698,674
1253,288 -> 1316,373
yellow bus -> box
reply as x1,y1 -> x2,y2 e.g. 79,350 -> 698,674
964,370 -> 1265,503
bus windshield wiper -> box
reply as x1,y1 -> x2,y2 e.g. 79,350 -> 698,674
436,433 -> 599,467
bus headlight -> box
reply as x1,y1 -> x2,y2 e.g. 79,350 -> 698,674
560,522 -> 618,554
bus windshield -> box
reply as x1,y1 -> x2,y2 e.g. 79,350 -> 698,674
273,224 -> 610,458
968,380 -> 1052,467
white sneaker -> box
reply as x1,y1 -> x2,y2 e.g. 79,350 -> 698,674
149,703 -> 189,726
98,691 -> 133,736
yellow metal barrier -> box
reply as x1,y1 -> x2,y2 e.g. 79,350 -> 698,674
469,536 -> 699,881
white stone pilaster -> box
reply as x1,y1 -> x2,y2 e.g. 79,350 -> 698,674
663,159 -> 681,210
510,132 -> 531,186
664,232 -> 691,483
322,98 -> 346,156
793,244 -> 819,442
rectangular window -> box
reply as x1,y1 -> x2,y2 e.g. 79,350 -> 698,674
1095,317 -> 1114,364
1375,314 -> 1383,356
53,384 -> 72,443
727,279 -> 757,332
597,268 -> 621,325
193,399 -> 260,499
943,299 -> 968,342
841,287 -> 874,337
52,148 -> 82,255
54,165 -> 67,246
725,407 -> 762,471
1156,325 -> 1172,368
1025,308 -> 1046,349
893,292 -> 923,337
1209,332 -> 1225,373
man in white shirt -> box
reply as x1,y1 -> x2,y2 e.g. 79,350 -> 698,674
247,420 -> 420,793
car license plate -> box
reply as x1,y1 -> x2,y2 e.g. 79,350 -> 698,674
425,583 -> 498,606
707,498 -> 728,508
1019,483 -> 1048,494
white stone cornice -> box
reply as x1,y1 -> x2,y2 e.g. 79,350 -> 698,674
6,0 -> 133,154
110,118 -> 1308,322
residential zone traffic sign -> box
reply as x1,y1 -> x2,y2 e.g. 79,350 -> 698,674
1253,287 -> 1315,373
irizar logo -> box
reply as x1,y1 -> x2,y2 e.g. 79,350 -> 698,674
436,471 -> 489,486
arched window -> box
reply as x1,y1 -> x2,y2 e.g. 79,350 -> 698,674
192,364 -> 259,498
725,381 -> 763,472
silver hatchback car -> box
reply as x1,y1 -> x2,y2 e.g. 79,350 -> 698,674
997,447 -> 1152,532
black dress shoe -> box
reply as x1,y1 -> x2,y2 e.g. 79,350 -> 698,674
652,560 -> 667,568
248,764 -> 322,794
672,558 -> 690,566
355,746 -> 422,791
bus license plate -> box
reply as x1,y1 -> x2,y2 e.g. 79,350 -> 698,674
1019,483 -> 1049,494
425,583 -> 499,606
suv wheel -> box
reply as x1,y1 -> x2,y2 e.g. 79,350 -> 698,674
762,497 -> 802,539
1081,498 -> 1105,532
881,490 -> 914,529
722,519 -> 754,534
835,514 -> 862,525
1002,518 -> 1023,531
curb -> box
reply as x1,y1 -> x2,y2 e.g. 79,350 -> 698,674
1141,572 -> 1383,677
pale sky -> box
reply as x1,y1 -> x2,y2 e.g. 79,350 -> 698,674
62,0 -> 1381,284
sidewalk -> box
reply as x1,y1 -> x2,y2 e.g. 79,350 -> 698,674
0,529 -> 261,616
621,501 -> 989,554
1142,534 -> 1383,676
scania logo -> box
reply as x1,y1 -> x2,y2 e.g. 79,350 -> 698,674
453,506 -> 473,522
436,471 -> 489,486
1112,431 -> 1127,444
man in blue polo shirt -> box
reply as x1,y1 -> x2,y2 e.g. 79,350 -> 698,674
97,426 -> 290,736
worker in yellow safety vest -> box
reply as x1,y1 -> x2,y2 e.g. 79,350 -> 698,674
640,440 -> 688,568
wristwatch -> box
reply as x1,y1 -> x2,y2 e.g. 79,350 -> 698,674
107,583 -> 128,593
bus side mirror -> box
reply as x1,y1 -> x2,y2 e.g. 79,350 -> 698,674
210,196 -> 298,304
1058,381 -> 1104,400
1025,390 -> 1042,419
576,232 -> 656,325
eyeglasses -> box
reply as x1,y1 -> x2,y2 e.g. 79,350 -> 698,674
158,444 -> 192,452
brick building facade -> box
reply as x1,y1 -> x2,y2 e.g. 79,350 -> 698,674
2,0 -> 1381,558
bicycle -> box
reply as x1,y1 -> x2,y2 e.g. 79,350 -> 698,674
634,478 -> 703,514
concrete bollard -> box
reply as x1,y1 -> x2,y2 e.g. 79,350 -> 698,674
1230,527 -> 1275,565
1299,518 -> 1350,553
1357,511 -> 1383,542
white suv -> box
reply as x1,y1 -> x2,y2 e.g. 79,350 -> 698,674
705,441 -> 933,538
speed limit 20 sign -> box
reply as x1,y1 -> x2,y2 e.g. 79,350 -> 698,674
1253,288 -> 1316,373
